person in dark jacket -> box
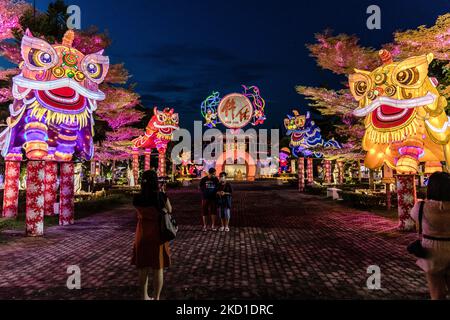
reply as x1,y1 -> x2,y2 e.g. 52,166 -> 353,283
217,172 -> 232,232
132,170 -> 172,300
199,167 -> 219,231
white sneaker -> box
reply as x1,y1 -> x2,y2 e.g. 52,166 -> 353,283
202,226 -> 207,232
225,227 -> 230,232
219,227 -> 224,232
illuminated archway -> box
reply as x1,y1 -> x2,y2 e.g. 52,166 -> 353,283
215,150 -> 256,181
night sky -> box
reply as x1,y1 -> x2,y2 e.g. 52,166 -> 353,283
2,0 -> 450,134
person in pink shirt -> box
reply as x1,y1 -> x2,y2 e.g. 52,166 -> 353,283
410,172 -> 450,300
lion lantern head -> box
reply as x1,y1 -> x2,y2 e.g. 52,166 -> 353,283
349,49 -> 449,174
132,107 -> 179,154
0,29 -> 109,162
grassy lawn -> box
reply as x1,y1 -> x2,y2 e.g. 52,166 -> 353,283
0,194 -> 131,236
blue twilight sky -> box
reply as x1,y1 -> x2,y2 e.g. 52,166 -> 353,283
1,0 -> 449,134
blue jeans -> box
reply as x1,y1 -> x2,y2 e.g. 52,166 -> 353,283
217,196 -> 231,220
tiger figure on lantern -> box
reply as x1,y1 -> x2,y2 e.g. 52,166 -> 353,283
349,50 -> 450,174
0,29 -> 109,162
132,107 -> 179,177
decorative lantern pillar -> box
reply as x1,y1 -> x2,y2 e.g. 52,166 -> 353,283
298,157 -> 305,192
357,160 -> 362,182
90,160 -> 96,176
59,162 -> 75,226
25,161 -> 45,236
172,163 -> 176,181
44,161 -> 58,216
144,148 -> 151,171
324,160 -> 332,184
306,158 -> 313,185
337,160 -> 344,185
2,159 -> 21,218
395,174 -> 416,231
158,150 -> 166,177
290,159 -> 297,174
132,148 -> 139,184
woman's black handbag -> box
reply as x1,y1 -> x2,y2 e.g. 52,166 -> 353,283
156,192 -> 178,242
160,209 -> 178,242
407,201 -> 429,259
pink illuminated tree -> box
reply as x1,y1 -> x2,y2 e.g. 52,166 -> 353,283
0,0 -> 29,42
94,86 -> 145,161
298,14 -> 450,161
0,0 -> 30,111
307,31 -> 379,75
307,14 -> 450,75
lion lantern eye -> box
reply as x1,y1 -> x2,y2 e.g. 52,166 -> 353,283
28,49 -> 53,68
354,81 -> 368,96
158,114 -> 167,122
396,68 -> 419,86
86,63 -> 102,79
80,53 -> 110,84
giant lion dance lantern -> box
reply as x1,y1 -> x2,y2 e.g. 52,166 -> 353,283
132,107 -> 179,181
349,49 -> 449,230
0,29 -> 109,236
284,110 -> 341,158
349,50 -> 449,174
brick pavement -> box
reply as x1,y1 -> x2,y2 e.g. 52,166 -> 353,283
0,181 -> 429,299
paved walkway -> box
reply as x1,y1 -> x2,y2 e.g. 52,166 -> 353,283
0,182 -> 429,299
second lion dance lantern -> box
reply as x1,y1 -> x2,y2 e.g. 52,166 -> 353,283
0,29 -> 109,236
284,110 -> 341,158
132,107 -> 179,179
284,109 -> 341,188
349,50 -> 449,230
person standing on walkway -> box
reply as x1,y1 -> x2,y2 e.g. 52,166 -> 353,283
199,167 -> 219,231
410,171 -> 450,300
217,172 -> 232,232
132,170 -> 172,300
